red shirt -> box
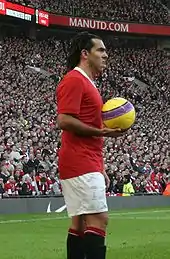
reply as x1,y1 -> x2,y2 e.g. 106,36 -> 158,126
150,172 -> 156,182
4,181 -> 18,195
145,181 -> 154,193
56,68 -> 104,180
152,180 -> 162,193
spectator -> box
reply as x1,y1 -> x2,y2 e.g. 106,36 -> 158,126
163,176 -> 170,196
36,172 -> 49,195
48,171 -> 61,195
0,178 -> 5,196
0,166 -> 10,184
20,174 -> 34,196
9,145 -> 22,166
4,175 -> 18,197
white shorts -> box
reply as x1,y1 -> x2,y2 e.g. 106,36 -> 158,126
61,172 -> 108,217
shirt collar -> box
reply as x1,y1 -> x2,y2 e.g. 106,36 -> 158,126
74,67 -> 96,88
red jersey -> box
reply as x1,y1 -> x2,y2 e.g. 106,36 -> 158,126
4,181 -> 18,195
56,68 -> 104,180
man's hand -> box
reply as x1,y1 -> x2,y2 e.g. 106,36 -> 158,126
101,127 -> 125,138
103,171 -> 110,190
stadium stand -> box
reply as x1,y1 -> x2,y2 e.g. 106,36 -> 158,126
0,34 -> 169,197
161,0 -> 170,8
9,0 -> 170,24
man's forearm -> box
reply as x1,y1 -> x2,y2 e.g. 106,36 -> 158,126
57,114 -> 103,137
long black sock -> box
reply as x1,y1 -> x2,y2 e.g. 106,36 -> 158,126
67,228 -> 85,259
84,227 -> 106,259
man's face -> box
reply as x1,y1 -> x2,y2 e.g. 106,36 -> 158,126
30,154 -> 34,160
36,153 -> 41,160
16,143 -> 21,149
33,137 -> 38,143
9,177 -> 15,183
28,139 -> 32,146
15,170 -> 20,177
12,145 -> 16,152
87,39 -> 108,74
38,142 -> 43,148
0,145 -> 4,153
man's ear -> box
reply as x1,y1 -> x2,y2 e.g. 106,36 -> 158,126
81,49 -> 89,60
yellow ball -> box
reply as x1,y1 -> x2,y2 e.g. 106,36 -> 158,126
102,97 -> 136,130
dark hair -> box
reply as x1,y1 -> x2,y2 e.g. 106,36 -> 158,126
67,31 -> 101,71
124,174 -> 131,183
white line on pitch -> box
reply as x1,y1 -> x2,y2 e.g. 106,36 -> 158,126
0,209 -> 170,224
113,216 -> 170,220
111,209 -> 170,216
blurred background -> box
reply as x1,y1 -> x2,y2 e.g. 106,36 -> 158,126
0,0 -> 169,198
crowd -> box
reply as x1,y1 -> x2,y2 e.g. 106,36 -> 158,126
0,35 -> 169,198
10,0 -> 170,24
161,0 -> 170,8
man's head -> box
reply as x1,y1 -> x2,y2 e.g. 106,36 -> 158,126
9,175 -> 15,184
123,174 -> 131,184
36,152 -> 42,160
12,145 -> 17,152
67,31 -> 108,74
0,145 -> 4,153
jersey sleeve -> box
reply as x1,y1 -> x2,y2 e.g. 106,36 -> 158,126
56,76 -> 84,116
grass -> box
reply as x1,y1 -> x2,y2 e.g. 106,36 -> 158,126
0,208 -> 170,259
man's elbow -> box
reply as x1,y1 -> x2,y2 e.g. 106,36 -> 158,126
57,114 -> 76,130
57,114 -> 68,130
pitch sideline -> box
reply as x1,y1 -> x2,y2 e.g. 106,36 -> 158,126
0,209 -> 170,224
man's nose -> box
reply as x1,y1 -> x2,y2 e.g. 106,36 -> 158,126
103,52 -> 108,59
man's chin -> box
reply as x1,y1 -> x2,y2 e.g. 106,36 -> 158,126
100,67 -> 106,75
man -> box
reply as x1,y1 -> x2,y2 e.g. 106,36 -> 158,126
122,174 -> 135,196
56,32 -> 123,259
163,175 -> 170,196
0,178 -> 5,196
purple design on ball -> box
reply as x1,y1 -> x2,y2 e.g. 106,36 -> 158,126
102,101 -> 134,120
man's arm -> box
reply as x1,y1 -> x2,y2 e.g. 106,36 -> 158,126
102,170 -> 110,190
57,114 -> 124,137
57,114 -> 103,137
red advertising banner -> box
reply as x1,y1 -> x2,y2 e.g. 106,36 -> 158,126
6,2 -> 26,13
0,0 -> 6,15
6,2 -> 34,15
0,0 -> 34,17
37,10 -> 49,27
49,14 -> 170,36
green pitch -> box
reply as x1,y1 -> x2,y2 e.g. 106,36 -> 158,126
1,208 -> 170,259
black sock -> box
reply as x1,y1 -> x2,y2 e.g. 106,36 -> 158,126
84,227 -> 106,259
67,228 -> 85,259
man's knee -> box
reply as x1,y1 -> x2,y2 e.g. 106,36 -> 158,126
85,212 -> 109,231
